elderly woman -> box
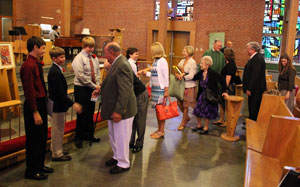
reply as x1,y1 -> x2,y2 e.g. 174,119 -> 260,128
214,48 -> 237,124
140,42 -> 169,139
175,46 -> 197,130
192,56 -> 228,134
278,54 -> 297,111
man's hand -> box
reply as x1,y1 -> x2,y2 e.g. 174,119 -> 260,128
246,90 -> 251,96
33,111 -> 43,125
285,92 -> 290,100
222,92 -> 229,100
73,102 -> 82,114
111,112 -> 122,123
92,86 -> 101,99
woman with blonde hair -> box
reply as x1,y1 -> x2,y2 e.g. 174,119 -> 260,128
278,53 -> 297,111
175,46 -> 197,130
139,42 -> 169,139
192,56 -> 228,134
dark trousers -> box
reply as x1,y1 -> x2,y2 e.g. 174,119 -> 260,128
248,93 -> 263,121
130,90 -> 149,147
74,85 -> 95,140
24,98 -> 48,175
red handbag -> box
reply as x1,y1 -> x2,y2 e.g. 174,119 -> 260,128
155,96 -> 180,121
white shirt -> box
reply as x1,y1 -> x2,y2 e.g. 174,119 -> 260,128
128,58 -> 137,75
178,57 -> 197,88
72,50 -> 101,89
49,30 -> 59,41
250,52 -> 257,59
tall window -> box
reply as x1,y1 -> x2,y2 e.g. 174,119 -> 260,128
155,0 -> 194,21
293,0 -> 300,63
262,0 -> 285,63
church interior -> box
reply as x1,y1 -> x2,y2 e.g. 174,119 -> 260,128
0,0 -> 300,186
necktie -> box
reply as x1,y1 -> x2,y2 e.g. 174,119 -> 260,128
89,55 -> 96,84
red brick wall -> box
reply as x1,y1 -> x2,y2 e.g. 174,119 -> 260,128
72,0 -> 155,60
15,0 -> 265,66
193,0 -> 265,67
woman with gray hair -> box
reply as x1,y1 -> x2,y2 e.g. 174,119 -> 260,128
192,56 -> 228,135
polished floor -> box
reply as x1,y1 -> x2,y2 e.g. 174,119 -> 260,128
0,104 -> 247,187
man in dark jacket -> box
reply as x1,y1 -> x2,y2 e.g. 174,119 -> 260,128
243,42 -> 266,121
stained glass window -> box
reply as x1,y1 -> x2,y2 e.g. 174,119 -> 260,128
293,0 -> 300,64
262,0 -> 285,63
154,0 -> 194,21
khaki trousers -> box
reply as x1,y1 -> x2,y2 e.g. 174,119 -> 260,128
51,112 -> 65,158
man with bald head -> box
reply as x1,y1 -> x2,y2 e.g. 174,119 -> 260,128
202,40 -> 225,74
101,42 -> 137,174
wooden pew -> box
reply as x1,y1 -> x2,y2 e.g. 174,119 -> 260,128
246,94 -> 293,153
244,116 -> 300,187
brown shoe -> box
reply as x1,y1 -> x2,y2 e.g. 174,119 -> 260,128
52,155 -> 72,162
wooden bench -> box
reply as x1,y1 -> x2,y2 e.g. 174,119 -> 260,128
244,116 -> 300,187
246,94 -> 293,153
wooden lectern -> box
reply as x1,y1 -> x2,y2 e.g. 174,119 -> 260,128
221,95 -> 244,142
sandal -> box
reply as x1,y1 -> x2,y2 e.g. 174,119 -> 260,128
151,132 -> 165,139
150,131 -> 159,136
177,125 -> 185,131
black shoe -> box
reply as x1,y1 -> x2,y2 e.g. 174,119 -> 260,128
25,172 -> 48,180
40,166 -> 54,173
52,155 -> 72,162
191,127 -> 203,132
75,140 -> 83,148
63,150 -> 69,155
242,126 -> 246,130
105,158 -> 118,166
199,129 -> 209,135
83,136 -> 101,142
129,144 -> 134,149
109,165 -> 130,174
132,146 -> 143,153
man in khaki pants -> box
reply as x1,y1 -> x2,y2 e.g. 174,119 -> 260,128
48,47 -> 82,161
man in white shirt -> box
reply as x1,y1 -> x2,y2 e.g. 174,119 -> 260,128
49,25 -> 60,41
72,36 -> 101,148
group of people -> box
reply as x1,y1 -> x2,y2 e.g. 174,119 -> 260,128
20,34 -> 297,180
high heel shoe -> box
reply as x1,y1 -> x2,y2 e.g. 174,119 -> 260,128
150,131 -> 159,136
199,129 -> 209,135
151,132 -> 165,139
191,127 -> 203,132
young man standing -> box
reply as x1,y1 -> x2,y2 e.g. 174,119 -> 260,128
72,36 -> 101,148
48,47 -> 82,161
20,36 -> 54,180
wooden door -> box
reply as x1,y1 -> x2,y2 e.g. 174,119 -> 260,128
152,31 -> 190,68
171,31 -> 190,67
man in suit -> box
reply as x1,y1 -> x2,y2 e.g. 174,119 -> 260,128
100,42 -> 137,174
48,47 -> 82,162
243,42 -> 266,121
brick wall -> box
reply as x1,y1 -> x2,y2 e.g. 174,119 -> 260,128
193,0 -> 265,67
15,0 -> 265,66
72,0 -> 155,60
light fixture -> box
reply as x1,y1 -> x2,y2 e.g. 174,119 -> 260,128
41,16 -> 54,20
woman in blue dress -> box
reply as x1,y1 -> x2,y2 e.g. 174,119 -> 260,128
192,56 -> 228,135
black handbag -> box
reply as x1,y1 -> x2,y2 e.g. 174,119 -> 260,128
204,88 -> 219,105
